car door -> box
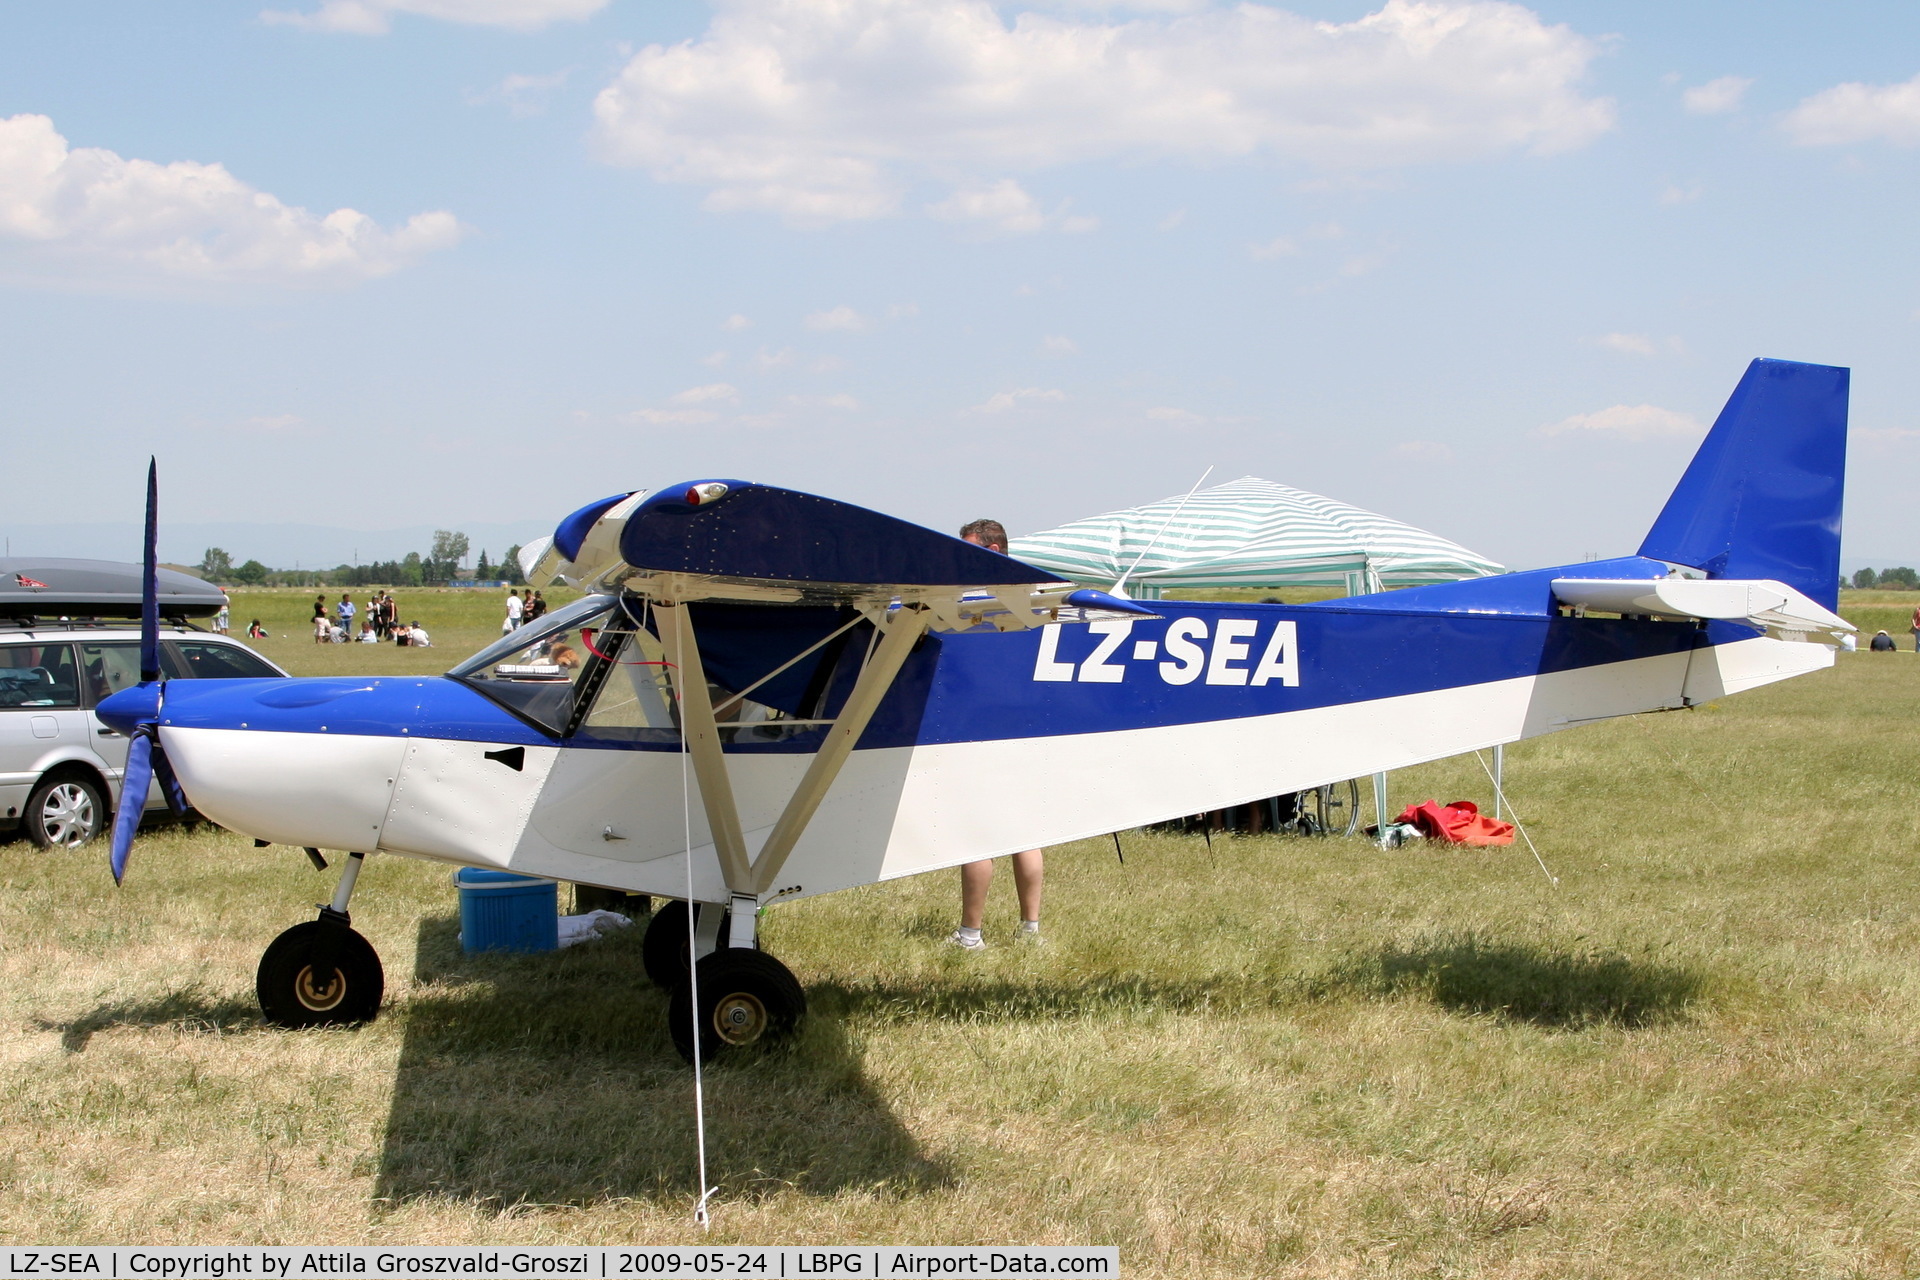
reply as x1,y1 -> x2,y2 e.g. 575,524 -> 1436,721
0,641 -> 97,806
77,640 -> 155,810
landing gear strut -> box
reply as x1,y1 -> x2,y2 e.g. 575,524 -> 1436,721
257,851 -> 385,1028
649,897 -> 805,1062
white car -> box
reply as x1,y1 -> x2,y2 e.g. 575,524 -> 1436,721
1,560 -> 288,849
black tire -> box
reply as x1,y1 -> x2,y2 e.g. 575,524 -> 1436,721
668,948 -> 806,1063
24,772 -> 107,850
257,921 -> 384,1028
641,900 -> 731,989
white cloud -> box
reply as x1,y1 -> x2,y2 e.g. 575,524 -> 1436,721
755,346 -> 796,370
1040,334 -> 1079,356
262,0 -> 606,34
467,68 -> 574,117
805,304 -> 869,332
722,313 -> 752,330
593,0 -> 1615,223
1784,74 -> 1920,146
1539,403 -> 1705,441
1682,75 -> 1751,115
1250,236 -> 1299,260
701,350 -> 729,367
1158,207 -> 1187,231
671,382 -> 739,404
928,180 -> 1047,234
625,407 -> 719,425
1596,332 -> 1656,356
0,114 -> 462,284
969,387 -> 1067,413
887,301 -> 920,319
1593,332 -> 1686,357
1146,405 -> 1204,426
1391,440 -> 1454,462
1658,182 -> 1702,205
238,413 -> 308,433
788,392 -> 863,410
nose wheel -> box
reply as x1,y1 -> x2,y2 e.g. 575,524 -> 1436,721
668,948 -> 806,1063
258,849 -> 383,1028
257,918 -> 384,1028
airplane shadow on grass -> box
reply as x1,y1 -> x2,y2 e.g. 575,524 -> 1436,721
37,989 -> 262,1052
373,915 -> 950,1211
813,931 -> 1702,1034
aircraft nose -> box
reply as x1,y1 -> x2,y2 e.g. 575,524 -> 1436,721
98,683 -> 161,734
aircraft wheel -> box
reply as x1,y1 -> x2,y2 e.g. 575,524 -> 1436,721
668,949 -> 806,1063
641,900 -> 733,988
257,921 -> 384,1028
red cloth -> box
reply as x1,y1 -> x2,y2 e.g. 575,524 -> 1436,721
1397,799 -> 1515,846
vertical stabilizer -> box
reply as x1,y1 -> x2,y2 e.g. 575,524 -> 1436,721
1639,358 -> 1848,610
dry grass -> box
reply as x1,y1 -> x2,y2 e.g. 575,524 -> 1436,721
1,597 -> 1917,1274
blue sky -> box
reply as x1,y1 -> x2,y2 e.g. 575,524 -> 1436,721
2,0 -> 1916,571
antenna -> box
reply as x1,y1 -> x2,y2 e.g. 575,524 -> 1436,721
1112,465 -> 1213,598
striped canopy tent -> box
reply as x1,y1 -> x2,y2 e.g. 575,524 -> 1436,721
1009,476 -> 1503,598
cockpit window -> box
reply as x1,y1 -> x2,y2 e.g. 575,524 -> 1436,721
451,592 -> 823,743
449,595 -> 625,735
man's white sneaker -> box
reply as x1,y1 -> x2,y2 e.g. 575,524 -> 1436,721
948,929 -> 986,950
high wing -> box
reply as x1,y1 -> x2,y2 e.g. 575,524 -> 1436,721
519,479 -> 1154,631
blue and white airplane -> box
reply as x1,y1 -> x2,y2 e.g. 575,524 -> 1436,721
100,358 -> 1852,1061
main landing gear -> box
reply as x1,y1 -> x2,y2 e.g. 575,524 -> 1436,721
257,850 -> 385,1028
643,898 -> 806,1063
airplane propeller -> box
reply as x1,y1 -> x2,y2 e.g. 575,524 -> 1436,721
103,460 -> 189,884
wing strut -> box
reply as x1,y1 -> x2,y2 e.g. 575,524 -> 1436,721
658,601 -> 933,903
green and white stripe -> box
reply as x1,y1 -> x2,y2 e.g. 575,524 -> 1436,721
1009,476 -> 1502,597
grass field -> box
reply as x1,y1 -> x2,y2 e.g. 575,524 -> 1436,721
2,591 -> 1917,1272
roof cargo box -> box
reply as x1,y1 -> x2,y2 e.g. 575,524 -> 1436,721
0,558 -> 228,619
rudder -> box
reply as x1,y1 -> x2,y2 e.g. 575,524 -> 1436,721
1639,358 -> 1849,610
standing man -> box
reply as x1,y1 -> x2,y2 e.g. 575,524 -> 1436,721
337,593 -> 356,639
1910,601 -> 1919,653
950,518 -> 1045,949
504,589 -> 524,633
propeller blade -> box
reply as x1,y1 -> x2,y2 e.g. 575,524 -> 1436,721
150,742 -> 189,819
110,729 -> 154,885
140,459 -> 160,683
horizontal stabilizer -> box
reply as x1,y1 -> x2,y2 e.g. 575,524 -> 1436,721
1550,576 -> 1854,643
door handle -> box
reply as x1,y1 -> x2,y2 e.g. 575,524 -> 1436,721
97,728 -> 122,737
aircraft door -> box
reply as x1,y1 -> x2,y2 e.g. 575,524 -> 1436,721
527,624 -> 711,865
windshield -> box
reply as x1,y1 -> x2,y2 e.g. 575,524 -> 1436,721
449,591 -> 821,743
449,595 -> 627,734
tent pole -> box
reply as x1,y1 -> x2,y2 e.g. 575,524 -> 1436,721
1492,744 -> 1505,820
1373,771 -> 1390,847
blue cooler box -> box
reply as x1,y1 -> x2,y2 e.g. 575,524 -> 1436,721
454,868 -> 559,953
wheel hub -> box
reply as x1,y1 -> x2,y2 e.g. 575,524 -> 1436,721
293,964 -> 347,1012
712,991 -> 768,1044
41,783 -> 98,848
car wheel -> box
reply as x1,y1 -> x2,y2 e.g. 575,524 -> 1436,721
24,773 -> 106,850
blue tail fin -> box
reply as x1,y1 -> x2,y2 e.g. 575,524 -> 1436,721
1639,358 -> 1849,610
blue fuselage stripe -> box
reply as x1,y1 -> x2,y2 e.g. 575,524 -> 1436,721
154,599 -> 1738,753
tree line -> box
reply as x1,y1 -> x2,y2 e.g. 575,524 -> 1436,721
1851,567 -> 1918,590
194,531 -> 527,588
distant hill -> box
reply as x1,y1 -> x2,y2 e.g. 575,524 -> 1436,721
1,520 -> 554,572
